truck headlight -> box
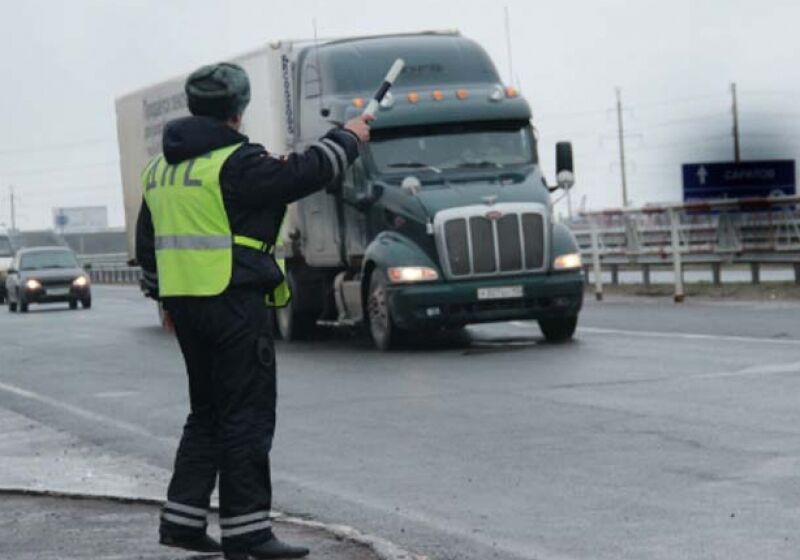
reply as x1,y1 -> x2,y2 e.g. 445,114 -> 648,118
25,279 -> 42,291
73,276 -> 89,288
387,266 -> 439,283
553,253 -> 583,270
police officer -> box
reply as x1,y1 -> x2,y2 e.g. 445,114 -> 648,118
135,62 -> 371,559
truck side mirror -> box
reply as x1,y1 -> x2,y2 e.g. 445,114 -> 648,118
556,141 -> 575,190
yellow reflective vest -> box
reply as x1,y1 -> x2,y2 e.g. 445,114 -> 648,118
141,143 -> 290,306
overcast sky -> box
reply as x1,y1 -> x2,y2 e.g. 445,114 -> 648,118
1,0 -> 798,229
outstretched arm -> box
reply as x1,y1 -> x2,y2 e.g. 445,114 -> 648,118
222,116 -> 372,207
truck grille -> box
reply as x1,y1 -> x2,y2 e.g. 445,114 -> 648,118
436,203 -> 548,278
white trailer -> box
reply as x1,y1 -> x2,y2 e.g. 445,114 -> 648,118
115,42 -> 299,260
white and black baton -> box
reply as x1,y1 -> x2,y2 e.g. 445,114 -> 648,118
362,58 -> 405,118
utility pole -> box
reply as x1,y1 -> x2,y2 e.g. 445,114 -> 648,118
731,82 -> 741,162
504,6 -> 514,85
615,87 -> 629,207
9,186 -> 16,231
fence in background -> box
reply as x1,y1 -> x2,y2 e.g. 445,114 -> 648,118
569,195 -> 800,302
76,252 -> 142,285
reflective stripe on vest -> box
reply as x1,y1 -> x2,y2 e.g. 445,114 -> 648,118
155,235 -> 232,250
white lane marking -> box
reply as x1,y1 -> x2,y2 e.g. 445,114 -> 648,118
0,380 -> 452,560
510,321 -> 800,346
93,391 -> 140,399
693,360 -> 800,381
0,381 -> 167,443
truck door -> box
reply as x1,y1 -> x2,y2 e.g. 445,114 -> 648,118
340,160 -> 369,260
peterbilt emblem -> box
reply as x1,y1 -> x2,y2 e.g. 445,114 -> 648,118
481,195 -> 498,206
485,210 -> 503,220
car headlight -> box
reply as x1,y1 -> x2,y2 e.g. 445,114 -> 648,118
25,279 -> 42,290
387,266 -> 439,283
73,275 -> 89,288
553,253 -> 583,270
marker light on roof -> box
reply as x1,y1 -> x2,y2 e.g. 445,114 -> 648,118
407,92 -> 420,103
456,89 -> 469,100
431,90 -> 444,101
352,97 -> 365,108
505,86 -> 519,98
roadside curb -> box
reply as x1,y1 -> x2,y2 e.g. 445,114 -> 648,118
0,487 -> 426,560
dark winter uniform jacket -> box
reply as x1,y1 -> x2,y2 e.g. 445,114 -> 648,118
135,116 -> 360,297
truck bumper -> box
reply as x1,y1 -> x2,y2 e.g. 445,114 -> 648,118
387,271 -> 584,330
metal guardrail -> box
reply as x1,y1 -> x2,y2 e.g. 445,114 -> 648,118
569,195 -> 800,302
76,252 -> 130,267
88,265 -> 142,285
77,253 -> 142,285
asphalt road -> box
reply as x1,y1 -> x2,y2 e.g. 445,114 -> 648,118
1,286 -> 799,560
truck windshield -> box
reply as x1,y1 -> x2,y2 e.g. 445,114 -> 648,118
20,250 -> 78,270
0,237 -> 11,257
369,122 -> 536,175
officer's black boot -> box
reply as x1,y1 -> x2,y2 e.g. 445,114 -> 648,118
159,531 -> 221,553
224,536 -> 310,559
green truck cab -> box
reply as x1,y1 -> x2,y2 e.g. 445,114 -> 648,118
277,32 -> 584,349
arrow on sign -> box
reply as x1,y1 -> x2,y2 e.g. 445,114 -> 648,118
697,165 -> 708,185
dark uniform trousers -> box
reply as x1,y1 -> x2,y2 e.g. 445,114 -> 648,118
160,288 -> 276,552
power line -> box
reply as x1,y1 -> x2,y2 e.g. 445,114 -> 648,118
1,159 -> 119,178
634,112 -> 729,129
0,137 -> 115,157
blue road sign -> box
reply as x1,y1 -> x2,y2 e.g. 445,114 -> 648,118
682,160 -> 795,201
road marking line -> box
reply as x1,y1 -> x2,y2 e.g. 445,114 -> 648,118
93,391 -> 140,399
0,380 -> 164,442
510,321 -> 799,346
578,326 -> 800,346
0,380 -> 428,560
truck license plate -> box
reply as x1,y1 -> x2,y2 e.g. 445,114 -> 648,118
477,285 -> 523,300
47,288 -> 70,296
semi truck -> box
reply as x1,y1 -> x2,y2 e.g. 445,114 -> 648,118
116,31 -> 584,350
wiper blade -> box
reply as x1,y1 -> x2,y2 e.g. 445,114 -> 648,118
455,160 -> 504,169
386,162 -> 442,173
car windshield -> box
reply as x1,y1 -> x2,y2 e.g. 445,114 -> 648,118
19,250 -> 78,270
0,237 -> 11,257
369,121 -> 536,175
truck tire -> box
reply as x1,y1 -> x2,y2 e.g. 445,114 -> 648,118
367,272 -> 406,351
19,299 -> 29,313
538,315 -> 578,342
276,269 -> 316,342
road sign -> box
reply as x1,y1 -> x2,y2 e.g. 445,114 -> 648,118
682,160 -> 795,201
52,206 -> 108,232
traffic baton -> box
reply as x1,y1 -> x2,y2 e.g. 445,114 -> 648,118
362,58 -> 405,118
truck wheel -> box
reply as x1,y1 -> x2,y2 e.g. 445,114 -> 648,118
539,315 -> 578,342
19,299 -> 29,313
69,300 -> 78,310
81,298 -> 92,309
276,270 -> 316,342
367,272 -> 405,351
